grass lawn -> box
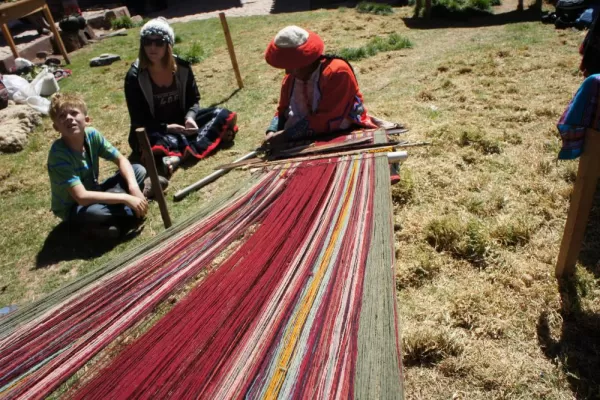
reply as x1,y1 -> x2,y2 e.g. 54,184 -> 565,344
1,2 -> 599,398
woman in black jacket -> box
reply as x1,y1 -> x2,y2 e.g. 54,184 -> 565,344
125,17 -> 237,176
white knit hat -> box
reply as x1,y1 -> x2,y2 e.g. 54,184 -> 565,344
140,17 -> 175,46
273,26 -> 309,48
265,25 -> 324,69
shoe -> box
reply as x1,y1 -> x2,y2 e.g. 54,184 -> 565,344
221,113 -> 238,143
143,176 -> 169,199
161,156 -> 180,178
86,225 -> 121,240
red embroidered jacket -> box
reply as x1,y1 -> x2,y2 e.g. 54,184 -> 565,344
267,57 -> 375,137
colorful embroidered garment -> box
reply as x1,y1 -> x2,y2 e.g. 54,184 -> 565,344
557,74 -> 600,159
267,58 -> 377,139
149,108 -> 237,161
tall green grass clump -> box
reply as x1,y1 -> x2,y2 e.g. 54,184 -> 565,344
174,42 -> 206,64
111,16 -> 135,30
338,33 -> 412,61
356,1 -> 394,15
427,0 -> 494,19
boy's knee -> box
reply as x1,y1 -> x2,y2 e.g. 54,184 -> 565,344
132,163 -> 147,184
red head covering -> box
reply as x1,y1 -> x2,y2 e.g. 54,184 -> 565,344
265,26 -> 324,70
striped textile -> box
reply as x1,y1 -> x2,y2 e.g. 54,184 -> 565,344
0,139 -> 403,399
557,74 -> 600,159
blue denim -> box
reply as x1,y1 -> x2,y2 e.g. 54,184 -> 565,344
68,163 -> 146,226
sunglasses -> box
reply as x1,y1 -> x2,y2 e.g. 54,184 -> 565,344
142,37 -> 167,47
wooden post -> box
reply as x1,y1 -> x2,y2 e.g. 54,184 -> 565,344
41,4 -> 70,64
135,128 -> 172,229
425,0 -> 432,19
555,129 -> 600,277
1,24 -> 18,59
219,12 -> 243,89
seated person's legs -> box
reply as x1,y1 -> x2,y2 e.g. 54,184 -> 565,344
100,163 -> 147,193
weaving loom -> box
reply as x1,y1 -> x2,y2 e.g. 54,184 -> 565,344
0,130 -> 404,399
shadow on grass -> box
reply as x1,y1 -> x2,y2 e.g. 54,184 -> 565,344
34,222 -> 137,269
145,0 -> 243,19
537,277 -> 600,399
271,0 -> 407,13
207,88 -> 242,108
402,7 -> 541,29
576,186 -> 600,278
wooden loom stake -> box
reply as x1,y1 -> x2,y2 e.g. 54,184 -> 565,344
219,12 -> 244,89
556,129 -> 600,277
136,128 -> 172,229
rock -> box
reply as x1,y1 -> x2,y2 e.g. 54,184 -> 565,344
521,273 -> 534,287
36,51 -> 49,60
131,15 -> 143,25
0,104 -> 42,153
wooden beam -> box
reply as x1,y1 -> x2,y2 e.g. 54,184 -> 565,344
425,0 -> 432,18
219,12 -> 243,89
556,129 -> 600,277
135,128 -> 172,229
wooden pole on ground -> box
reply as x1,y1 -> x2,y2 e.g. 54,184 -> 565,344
219,12 -> 243,89
136,128 -> 172,229
174,150 -> 257,201
555,129 -> 600,278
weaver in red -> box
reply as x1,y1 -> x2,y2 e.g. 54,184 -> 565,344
263,25 -> 379,147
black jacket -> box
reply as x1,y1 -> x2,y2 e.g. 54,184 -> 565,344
124,56 -> 201,155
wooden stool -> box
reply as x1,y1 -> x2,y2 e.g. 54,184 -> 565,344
0,0 -> 70,64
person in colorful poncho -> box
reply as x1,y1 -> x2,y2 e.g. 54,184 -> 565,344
125,17 -> 238,177
557,16 -> 600,160
263,25 -> 381,147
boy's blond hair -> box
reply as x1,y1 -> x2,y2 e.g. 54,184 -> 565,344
49,93 -> 88,122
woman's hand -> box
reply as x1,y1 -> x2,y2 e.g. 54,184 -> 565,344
167,124 -> 186,134
185,117 -> 198,131
262,130 -> 287,149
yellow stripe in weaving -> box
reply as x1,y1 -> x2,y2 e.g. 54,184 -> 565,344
263,159 -> 359,398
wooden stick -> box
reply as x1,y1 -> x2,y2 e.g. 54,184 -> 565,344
174,151 -> 258,201
249,145 -> 396,169
556,129 -> 600,277
42,4 -> 70,64
219,12 -> 243,89
135,128 -> 172,229
1,24 -> 18,59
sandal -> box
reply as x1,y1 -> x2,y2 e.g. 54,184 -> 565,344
161,156 -> 180,178
221,114 -> 238,143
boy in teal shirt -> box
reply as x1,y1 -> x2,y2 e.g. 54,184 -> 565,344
47,93 -> 154,238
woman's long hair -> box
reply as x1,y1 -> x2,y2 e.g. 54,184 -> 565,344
138,42 -> 177,72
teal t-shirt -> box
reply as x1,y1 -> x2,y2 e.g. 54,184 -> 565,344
47,127 -> 120,219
